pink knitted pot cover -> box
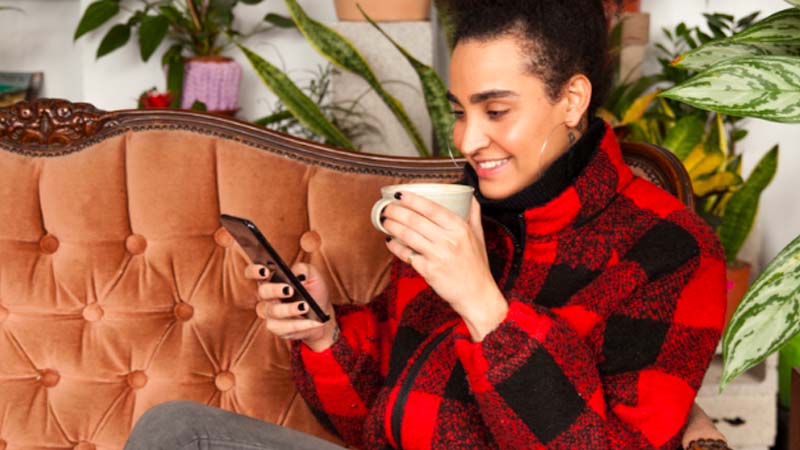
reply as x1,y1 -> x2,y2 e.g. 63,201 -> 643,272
181,58 -> 242,111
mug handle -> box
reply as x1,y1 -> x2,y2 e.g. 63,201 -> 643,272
370,198 -> 393,235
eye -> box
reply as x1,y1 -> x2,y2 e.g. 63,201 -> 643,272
451,109 -> 465,120
487,109 -> 508,119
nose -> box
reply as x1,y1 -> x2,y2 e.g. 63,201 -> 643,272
455,119 -> 490,156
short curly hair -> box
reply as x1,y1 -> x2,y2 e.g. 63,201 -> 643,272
449,0 -> 610,116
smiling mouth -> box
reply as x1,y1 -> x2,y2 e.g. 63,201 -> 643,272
476,158 -> 511,170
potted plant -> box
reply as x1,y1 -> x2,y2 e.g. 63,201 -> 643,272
236,0 -> 452,156
658,0 -> 800,392
599,11 -> 778,324
73,0 -> 292,113
334,0 -> 432,22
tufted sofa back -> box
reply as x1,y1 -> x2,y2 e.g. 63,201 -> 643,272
0,100 -> 692,450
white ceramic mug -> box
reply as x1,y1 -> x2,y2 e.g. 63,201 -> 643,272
370,183 -> 475,235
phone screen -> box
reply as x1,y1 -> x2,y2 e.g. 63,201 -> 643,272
220,214 -> 330,323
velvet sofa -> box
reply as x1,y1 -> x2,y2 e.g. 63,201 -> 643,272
0,99 -> 717,450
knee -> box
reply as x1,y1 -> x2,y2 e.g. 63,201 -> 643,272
126,401 -> 207,449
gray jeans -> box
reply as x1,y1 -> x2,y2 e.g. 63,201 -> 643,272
124,401 -> 348,450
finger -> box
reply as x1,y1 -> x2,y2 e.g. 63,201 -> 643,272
266,299 -> 310,320
290,262 -> 312,283
266,317 -> 326,337
383,202 -> 454,249
383,214 -> 436,257
394,191 -> 461,230
386,237 -> 425,270
257,282 -> 294,300
245,264 -> 270,280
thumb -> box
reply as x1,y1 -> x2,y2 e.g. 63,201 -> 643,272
468,197 -> 484,244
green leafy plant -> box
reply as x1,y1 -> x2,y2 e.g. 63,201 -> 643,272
74,0 -> 292,107
238,0 -> 453,157
600,12 -> 778,265
256,64 -> 382,148
660,0 -> 800,390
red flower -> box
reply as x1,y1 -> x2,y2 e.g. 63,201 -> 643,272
138,89 -> 173,109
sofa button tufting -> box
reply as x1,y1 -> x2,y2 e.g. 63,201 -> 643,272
214,227 -> 233,247
174,303 -> 194,321
214,371 -> 235,391
300,231 -> 321,253
125,234 -> 147,255
39,234 -> 59,254
255,300 -> 268,319
74,441 -> 95,450
0,305 -> 8,323
127,370 -> 148,389
39,369 -> 60,388
82,304 -> 104,322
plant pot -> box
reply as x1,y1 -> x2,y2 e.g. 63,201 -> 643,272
181,56 -> 242,114
725,260 -> 752,326
334,0 -> 431,22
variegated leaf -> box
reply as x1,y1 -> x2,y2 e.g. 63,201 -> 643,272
692,171 -> 741,196
662,115 -> 705,160
722,232 -> 800,390
620,91 -> 659,126
674,9 -> 800,71
661,56 -> 800,123
788,0 -> 800,7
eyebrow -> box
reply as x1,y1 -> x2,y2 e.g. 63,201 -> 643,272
447,89 -> 519,105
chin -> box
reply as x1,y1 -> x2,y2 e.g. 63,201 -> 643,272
478,180 -> 517,200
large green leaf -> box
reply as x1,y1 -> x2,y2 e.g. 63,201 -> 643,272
284,0 -> 429,156
662,114 -> 705,160
718,145 -> 779,262
360,7 -> 453,155
721,232 -> 800,390
162,44 -> 185,108
96,24 -> 131,58
138,15 -> 170,62
74,0 -> 120,40
661,56 -> 800,123
237,44 -> 355,150
674,9 -> 800,71
787,0 -> 800,7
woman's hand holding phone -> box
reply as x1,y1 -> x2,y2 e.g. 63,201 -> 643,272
245,262 -> 338,352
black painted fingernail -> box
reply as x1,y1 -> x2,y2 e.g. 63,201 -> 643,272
394,192 -> 403,200
259,267 -> 266,277
298,302 -> 306,312
282,286 -> 291,296
380,216 -> 387,223
386,236 -> 392,242
297,274 -> 306,282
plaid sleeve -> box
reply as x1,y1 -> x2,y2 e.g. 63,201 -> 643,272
290,260 -> 407,446
454,211 -> 726,449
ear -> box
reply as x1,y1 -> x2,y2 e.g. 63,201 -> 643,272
561,74 -> 592,128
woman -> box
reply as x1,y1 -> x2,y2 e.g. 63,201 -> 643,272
125,0 -> 728,448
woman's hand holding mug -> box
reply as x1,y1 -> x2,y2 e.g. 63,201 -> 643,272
245,262 -> 338,352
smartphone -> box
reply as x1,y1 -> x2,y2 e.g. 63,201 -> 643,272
220,214 -> 330,323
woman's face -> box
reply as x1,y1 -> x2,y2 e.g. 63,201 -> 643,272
449,36 -> 572,200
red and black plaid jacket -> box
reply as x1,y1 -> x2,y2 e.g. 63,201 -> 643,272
291,122 -> 726,449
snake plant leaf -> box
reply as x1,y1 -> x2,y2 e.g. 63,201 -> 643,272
685,146 -> 726,179
360,6 -> 453,156
237,44 -> 355,150
787,0 -> 800,8
662,114 -> 705,160
661,56 -> 800,123
693,171 -> 742,196
284,0 -> 429,156
74,0 -> 120,40
721,232 -> 800,390
673,9 -> 800,71
718,145 -> 779,262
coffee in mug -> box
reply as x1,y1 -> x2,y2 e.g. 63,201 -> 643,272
370,183 -> 475,235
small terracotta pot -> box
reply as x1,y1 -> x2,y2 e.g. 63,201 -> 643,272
725,260 -> 752,327
181,56 -> 242,113
334,0 -> 431,22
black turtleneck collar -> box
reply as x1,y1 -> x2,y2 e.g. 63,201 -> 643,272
462,118 -> 606,215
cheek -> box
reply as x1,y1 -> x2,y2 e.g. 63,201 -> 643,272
452,122 -> 465,148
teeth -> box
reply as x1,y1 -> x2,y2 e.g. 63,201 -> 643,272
478,158 -> 509,169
